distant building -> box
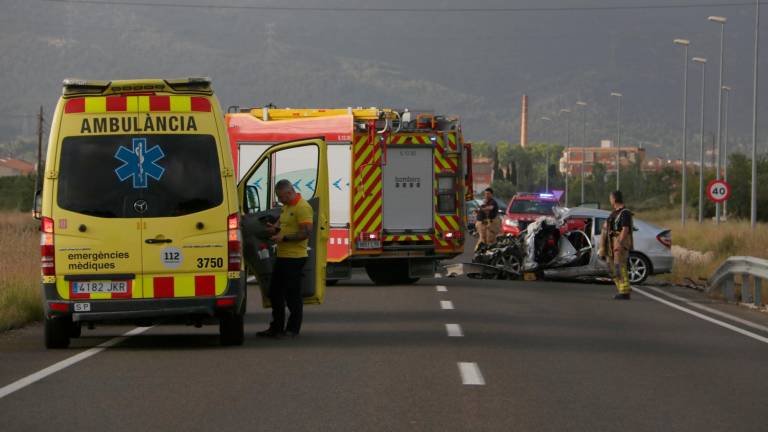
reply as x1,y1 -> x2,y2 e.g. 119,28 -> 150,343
0,158 -> 35,177
559,141 -> 646,176
472,157 -> 493,194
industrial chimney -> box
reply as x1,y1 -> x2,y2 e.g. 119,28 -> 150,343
520,94 -> 529,148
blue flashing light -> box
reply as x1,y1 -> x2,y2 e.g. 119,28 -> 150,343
539,193 -> 555,198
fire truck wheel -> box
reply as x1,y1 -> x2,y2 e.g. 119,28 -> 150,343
365,263 -> 419,285
45,316 -> 71,349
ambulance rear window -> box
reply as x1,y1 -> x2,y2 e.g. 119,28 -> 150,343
57,134 -> 223,218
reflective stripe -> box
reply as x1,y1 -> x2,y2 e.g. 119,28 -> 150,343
65,96 -> 211,114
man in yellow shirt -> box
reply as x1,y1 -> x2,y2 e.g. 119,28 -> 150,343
258,179 -> 314,338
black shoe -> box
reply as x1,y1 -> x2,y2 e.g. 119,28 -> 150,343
613,293 -> 631,300
285,330 -> 300,338
257,328 -> 285,338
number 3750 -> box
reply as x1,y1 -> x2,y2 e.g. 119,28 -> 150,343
197,257 -> 224,268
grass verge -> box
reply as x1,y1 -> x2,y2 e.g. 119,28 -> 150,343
0,212 -> 42,331
637,209 -> 768,284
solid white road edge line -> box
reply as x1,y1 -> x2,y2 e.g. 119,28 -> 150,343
644,285 -> 768,334
458,362 -> 485,385
440,300 -> 454,310
446,323 -> 464,337
436,285 -> 448,292
0,326 -> 152,400
633,286 -> 768,345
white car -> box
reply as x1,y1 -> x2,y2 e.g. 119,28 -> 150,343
542,207 -> 673,284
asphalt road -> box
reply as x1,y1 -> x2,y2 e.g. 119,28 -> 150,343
2,272 -> 768,432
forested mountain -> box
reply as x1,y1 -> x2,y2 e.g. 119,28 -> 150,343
1,0 -> 766,159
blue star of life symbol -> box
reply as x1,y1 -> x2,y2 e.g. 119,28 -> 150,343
114,138 -> 165,189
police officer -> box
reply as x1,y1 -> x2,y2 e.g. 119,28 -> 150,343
603,190 -> 633,300
258,179 -> 314,338
475,187 -> 500,249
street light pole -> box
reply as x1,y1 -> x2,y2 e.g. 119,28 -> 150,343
693,57 -> 707,224
610,92 -> 623,190
751,0 -> 760,229
576,101 -> 588,205
708,15 -> 727,224
722,85 -> 731,219
541,116 -> 553,193
674,39 -> 691,226
560,108 -> 572,207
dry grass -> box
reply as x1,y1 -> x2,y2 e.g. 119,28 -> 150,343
0,212 -> 42,330
637,210 -> 768,284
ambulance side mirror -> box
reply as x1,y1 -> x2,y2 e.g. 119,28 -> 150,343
32,190 -> 42,220
245,185 -> 261,214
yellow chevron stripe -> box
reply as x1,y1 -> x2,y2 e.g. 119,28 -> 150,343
354,135 -> 367,151
355,144 -> 374,171
435,216 -> 451,232
353,183 -> 382,228
360,167 -> 380,193
443,216 -> 460,230
361,214 -> 382,234
352,178 -> 382,221
355,201 -> 382,234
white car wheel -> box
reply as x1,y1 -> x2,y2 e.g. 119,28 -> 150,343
628,254 -> 650,284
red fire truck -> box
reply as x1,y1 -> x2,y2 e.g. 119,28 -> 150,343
226,107 -> 472,284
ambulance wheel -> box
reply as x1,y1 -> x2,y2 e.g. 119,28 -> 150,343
69,321 -> 82,338
220,312 -> 244,346
45,316 -> 71,349
326,279 -> 339,286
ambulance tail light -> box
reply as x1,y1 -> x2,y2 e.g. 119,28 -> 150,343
41,217 -> 55,276
216,298 -> 236,308
227,213 -> 242,271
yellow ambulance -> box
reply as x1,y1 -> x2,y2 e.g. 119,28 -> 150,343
36,78 -> 329,348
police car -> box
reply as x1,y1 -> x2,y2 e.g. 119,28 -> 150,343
35,78 -> 329,348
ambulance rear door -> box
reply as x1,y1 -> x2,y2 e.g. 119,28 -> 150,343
138,98 -> 231,300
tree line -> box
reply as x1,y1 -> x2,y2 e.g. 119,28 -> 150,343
473,141 -> 768,221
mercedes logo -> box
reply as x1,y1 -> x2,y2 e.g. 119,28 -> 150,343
133,199 -> 148,214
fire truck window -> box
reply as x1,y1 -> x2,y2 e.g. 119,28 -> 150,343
437,176 -> 456,214
273,145 -> 319,200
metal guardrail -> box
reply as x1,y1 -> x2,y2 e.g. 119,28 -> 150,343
708,256 -> 768,306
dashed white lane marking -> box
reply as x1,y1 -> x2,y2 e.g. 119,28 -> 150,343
440,300 -> 454,310
633,286 -> 768,345
0,326 -> 151,400
643,285 -> 768,334
458,362 -> 485,385
436,285 -> 448,292
446,323 -> 464,337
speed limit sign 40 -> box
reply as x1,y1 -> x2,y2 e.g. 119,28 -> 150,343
707,179 -> 731,203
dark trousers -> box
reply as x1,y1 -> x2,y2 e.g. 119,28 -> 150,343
269,257 -> 307,333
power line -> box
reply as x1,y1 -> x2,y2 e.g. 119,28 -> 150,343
39,0 -> 764,13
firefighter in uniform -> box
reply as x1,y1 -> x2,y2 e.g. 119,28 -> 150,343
601,190 -> 634,300
475,188 -> 500,249
258,179 -> 314,338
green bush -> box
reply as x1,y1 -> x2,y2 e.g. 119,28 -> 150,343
0,175 -> 35,211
